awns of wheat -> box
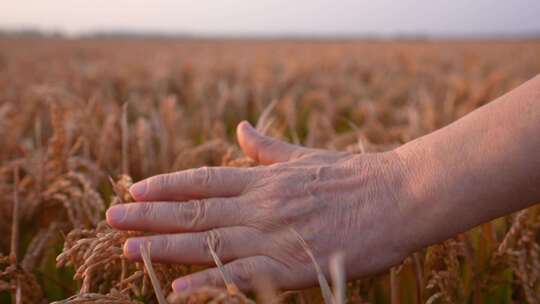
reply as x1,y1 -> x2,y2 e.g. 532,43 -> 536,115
54,175 -> 254,304
0,101 -> 107,304
495,207 -> 540,303
9,103 -> 256,303
54,175 -> 184,302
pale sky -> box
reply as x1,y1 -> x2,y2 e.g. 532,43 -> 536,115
1,0 -> 540,37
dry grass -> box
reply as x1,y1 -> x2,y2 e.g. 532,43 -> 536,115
0,38 -> 539,303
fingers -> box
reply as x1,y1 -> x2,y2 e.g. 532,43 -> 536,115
122,227 -> 262,264
171,256 -> 285,293
237,121 -> 314,165
106,197 -> 251,233
129,166 -> 254,201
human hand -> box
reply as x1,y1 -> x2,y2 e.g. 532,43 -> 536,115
106,121 -> 414,293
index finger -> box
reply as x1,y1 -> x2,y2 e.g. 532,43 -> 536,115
130,166 -> 256,202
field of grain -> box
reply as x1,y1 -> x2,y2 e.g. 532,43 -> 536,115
0,38 -> 539,303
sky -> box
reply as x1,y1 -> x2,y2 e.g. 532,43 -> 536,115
1,0 -> 540,37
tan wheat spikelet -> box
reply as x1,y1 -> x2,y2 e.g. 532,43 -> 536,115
496,207 -> 540,304
45,102 -> 68,183
56,175 -> 187,302
167,286 -> 255,304
424,239 -> 465,304
50,291 -> 142,304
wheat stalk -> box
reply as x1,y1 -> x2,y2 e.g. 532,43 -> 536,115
292,228 -> 334,304
10,166 -> 20,264
139,242 -> 167,304
207,230 -> 240,296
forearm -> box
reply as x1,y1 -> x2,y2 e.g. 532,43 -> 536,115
396,75 -> 540,250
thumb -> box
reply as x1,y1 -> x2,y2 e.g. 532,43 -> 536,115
236,121 -> 311,165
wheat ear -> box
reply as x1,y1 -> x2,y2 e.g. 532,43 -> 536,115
10,166 -> 20,264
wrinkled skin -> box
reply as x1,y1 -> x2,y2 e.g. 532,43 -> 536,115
107,121 -> 412,292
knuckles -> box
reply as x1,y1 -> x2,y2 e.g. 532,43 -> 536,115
229,259 -> 257,289
157,236 -> 175,257
171,200 -> 208,231
204,230 -> 225,258
151,173 -> 175,191
190,166 -> 213,187
131,203 -> 155,221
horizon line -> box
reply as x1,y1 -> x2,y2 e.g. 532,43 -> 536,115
1,27 -> 540,41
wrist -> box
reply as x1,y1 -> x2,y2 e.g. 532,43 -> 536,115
358,148 -> 436,258
392,139 -> 447,253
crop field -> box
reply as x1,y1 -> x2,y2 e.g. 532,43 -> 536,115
0,38 -> 539,303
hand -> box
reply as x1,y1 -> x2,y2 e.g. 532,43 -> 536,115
106,121 -> 413,293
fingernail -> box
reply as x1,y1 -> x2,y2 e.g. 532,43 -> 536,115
124,238 -> 141,259
129,181 -> 147,200
106,206 -> 126,225
173,278 -> 190,292
244,121 -> 254,131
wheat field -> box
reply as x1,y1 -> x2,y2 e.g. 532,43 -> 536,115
0,38 -> 540,303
